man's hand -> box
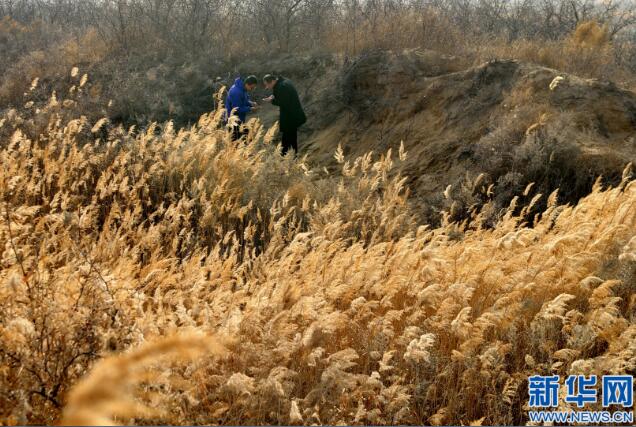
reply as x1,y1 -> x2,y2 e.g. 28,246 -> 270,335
262,95 -> 274,102
249,101 -> 258,107
251,104 -> 260,111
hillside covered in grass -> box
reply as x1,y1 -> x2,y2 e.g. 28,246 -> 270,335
1,85 -> 635,424
2,2 -> 636,424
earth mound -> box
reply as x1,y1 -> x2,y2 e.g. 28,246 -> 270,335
248,49 -> 636,223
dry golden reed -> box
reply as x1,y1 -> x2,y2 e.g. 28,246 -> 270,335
61,334 -> 226,426
0,80 -> 635,426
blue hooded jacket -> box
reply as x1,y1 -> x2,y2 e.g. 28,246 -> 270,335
225,77 -> 251,123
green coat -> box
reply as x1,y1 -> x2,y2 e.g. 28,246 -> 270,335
272,77 -> 306,132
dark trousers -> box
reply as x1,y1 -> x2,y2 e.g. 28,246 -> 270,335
281,128 -> 298,156
231,123 -> 248,141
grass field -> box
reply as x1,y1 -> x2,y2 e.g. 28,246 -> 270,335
1,87 -> 635,424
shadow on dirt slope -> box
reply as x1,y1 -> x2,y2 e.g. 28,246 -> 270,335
238,49 -> 636,224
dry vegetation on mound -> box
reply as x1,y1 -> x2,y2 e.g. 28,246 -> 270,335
1,80 -> 635,425
301,48 -> 636,227
2,0 -> 636,127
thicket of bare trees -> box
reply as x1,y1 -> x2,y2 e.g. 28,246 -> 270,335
2,1 -> 635,55
1,1 -> 635,125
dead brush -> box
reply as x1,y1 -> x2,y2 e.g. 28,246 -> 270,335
1,80 -> 635,426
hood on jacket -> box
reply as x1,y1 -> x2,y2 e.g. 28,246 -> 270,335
225,76 -> 251,124
232,77 -> 244,91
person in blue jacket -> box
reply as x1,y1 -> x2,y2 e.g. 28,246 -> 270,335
225,75 -> 259,140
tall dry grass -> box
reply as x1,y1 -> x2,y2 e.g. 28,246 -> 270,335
473,21 -> 629,83
1,74 -> 635,425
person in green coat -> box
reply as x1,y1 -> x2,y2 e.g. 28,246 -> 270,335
262,74 -> 306,156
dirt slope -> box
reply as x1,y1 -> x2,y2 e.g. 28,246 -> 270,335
246,49 -> 636,222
